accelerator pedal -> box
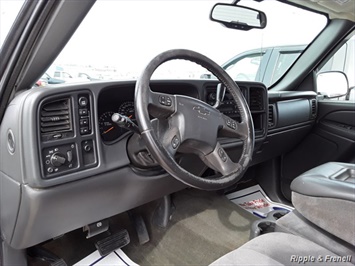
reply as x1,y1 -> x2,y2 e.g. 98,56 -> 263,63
95,229 -> 130,256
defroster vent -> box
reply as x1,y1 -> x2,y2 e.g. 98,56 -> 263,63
310,99 -> 317,119
40,98 -> 72,136
268,105 -> 275,128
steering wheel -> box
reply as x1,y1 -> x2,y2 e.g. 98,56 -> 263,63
135,49 -> 254,190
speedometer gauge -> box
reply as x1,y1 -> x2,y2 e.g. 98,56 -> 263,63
99,112 -> 125,142
118,102 -> 135,120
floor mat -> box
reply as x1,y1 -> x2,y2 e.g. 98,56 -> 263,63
74,249 -> 138,266
226,184 -> 293,219
122,188 -> 258,265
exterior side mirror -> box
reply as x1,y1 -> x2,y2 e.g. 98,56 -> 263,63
317,71 -> 349,99
210,3 -> 267,31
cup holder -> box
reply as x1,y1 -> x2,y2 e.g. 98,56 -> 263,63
250,210 -> 290,239
268,209 -> 289,220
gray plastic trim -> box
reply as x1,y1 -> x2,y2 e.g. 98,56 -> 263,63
0,172 -> 22,244
8,167 -> 185,249
291,162 -> 355,201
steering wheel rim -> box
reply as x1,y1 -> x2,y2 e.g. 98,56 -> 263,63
135,49 -> 254,190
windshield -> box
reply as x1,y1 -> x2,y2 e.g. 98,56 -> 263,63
43,0 -> 326,87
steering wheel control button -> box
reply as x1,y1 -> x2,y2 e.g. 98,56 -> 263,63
159,96 -> 166,105
218,148 -> 227,162
166,96 -> 172,106
225,118 -> 237,130
171,135 -> 180,149
159,95 -> 172,106
78,97 -> 88,107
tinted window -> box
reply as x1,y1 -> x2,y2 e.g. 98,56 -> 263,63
271,52 -> 301,83
225,55 -> 263,82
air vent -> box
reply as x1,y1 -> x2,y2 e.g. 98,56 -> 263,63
310,99 -> 317,119
249,88 -> 264,111
268,105 -> 275,128
40,98 -> 72,135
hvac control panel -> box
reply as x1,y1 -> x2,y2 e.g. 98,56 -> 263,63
39,91 -> 98,179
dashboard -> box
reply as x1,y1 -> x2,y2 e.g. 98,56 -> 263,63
97,81 -> 267,144
0,79 -> 317,250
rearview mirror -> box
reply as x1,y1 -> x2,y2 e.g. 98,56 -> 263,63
210,3 -> 267,30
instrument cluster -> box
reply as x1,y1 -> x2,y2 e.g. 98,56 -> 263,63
99,101 -> 135,142
97,82 -> 199,143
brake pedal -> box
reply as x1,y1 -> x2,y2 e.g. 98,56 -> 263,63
129,211 -> 150,245
95,229 -> 130,256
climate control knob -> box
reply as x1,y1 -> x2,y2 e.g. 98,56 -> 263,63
50,152 -> 66,167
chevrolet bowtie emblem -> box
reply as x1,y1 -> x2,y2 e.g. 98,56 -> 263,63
193,106 -> 210,116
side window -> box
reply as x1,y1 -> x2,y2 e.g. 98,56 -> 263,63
317,34 -> 355,101
225,54 -> 263,82
271,52 -> 301,83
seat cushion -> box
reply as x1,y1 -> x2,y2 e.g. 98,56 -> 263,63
210,232 -> 354,265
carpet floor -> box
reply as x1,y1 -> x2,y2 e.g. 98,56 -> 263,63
122,188 -> 257,265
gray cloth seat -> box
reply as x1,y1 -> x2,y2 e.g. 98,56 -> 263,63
291,162 -> 355,246
210,231 -> 354,265
211,162 -> 355,265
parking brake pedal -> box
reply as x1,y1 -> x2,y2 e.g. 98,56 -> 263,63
95,229 -> 130,256
27,246 -> 67,266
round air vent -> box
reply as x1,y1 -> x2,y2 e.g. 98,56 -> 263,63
7,129 -> 15,154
